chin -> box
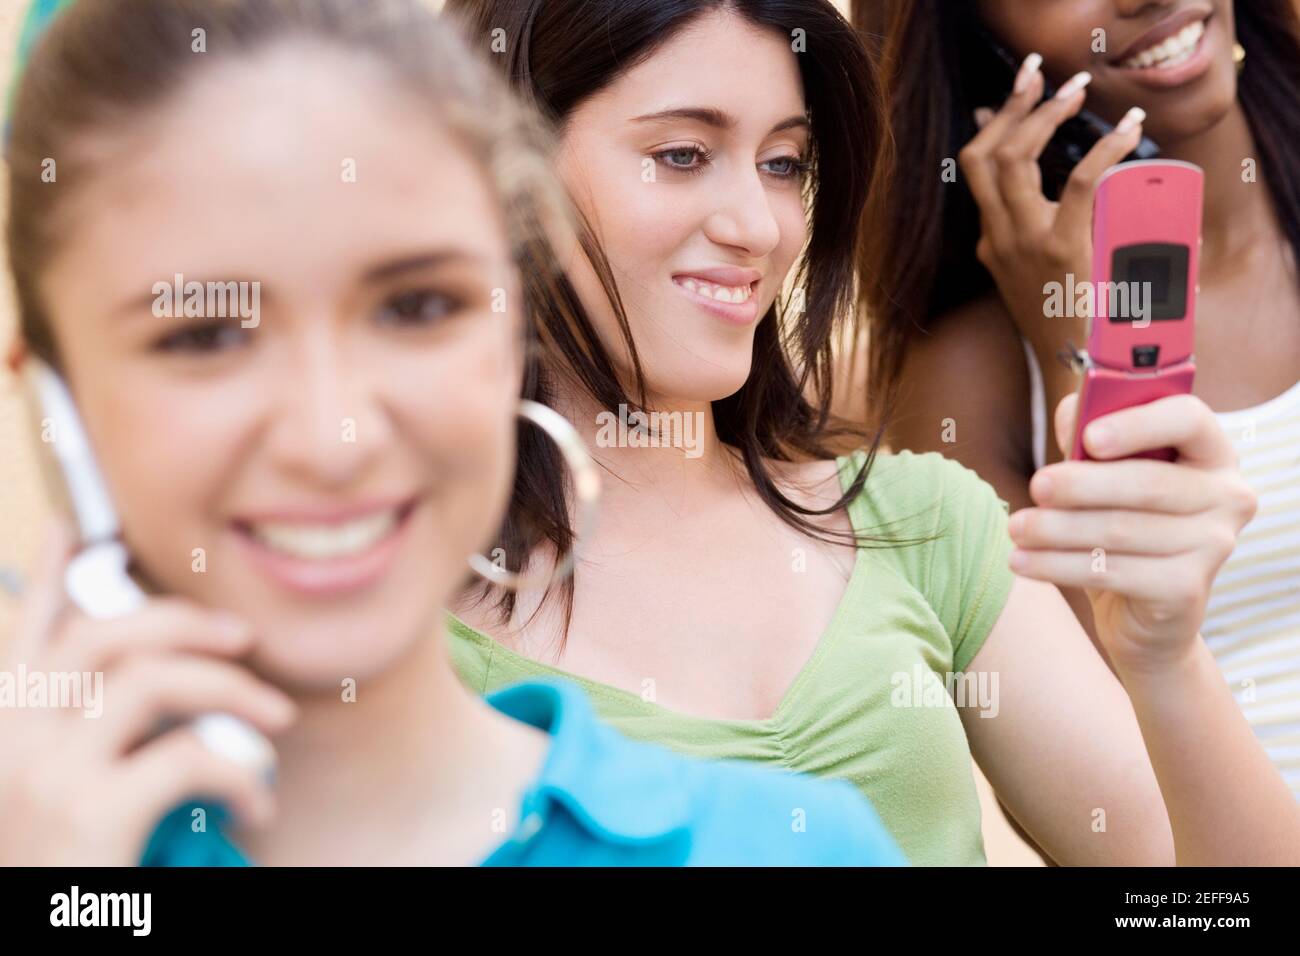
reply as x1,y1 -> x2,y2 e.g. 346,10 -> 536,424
706,376 -> 753,404
649,360 -> 754,405
1197,66 -> 1239,125
233,581 -> 439,692
248,617 -> 423,693
1151,95 -> 1236,145
1145,64 -> 1239,142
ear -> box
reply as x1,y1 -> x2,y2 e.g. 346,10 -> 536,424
1053,391 -> 1080,460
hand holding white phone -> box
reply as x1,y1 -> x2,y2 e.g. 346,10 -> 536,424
0,360 -> 290,865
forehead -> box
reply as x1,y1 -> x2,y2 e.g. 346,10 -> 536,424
49,39 -> 512,292
578,10 -> 806,125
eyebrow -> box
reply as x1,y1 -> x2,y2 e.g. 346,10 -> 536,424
111,250 -> 493,319
630,107 -> 809,135
112,275 -> 270,321
362,249 -> 493,282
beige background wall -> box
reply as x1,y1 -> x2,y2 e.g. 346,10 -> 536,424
0,0 -> 37,648
0,0 -> 1040,866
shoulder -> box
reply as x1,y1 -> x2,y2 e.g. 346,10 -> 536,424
839,448 -> 1007,536
764,448 -> 993,515
920,293 -> 1027,369
889,294 -> 1034,461
896,294 -> 1031,401
677,757 -> 908,866
758,451 -> 993,547
839,449 -> 1015,656
763,455 -> 855,521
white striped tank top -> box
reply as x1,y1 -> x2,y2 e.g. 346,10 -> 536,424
1207,379 -> 1300,795
1023,339 -> 1300,797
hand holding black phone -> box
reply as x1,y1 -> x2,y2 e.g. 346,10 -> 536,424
969,24 -> 1159,193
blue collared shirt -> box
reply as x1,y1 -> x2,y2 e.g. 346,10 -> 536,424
141,679 -> 906,866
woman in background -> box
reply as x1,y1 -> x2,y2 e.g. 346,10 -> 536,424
445,0 -> 1300,865
854,0 -> 1300,796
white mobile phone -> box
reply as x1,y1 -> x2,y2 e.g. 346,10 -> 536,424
24,358 -> 275,778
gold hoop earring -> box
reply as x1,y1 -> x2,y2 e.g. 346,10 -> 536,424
467,400 -> 600,591
1233,42 -> 1246,73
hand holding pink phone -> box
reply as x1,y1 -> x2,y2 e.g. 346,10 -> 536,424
1069,160 -> 1203,462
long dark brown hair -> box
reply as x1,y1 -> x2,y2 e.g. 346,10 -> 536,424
853,0 -> 1300,414
447,0 -> 910,627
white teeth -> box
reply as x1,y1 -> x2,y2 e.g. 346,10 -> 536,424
676,277 -> 753,304
1122,19 -> 1205,70
250,509 -> 398,559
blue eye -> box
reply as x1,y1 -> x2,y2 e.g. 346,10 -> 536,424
154,321 -> 251,353
379,290 -> 460,327
653,145 -> 711,173
760,155 -> 810,180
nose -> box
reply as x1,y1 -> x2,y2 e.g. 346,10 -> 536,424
264,327 -> 391,489
701,162 -> 783,260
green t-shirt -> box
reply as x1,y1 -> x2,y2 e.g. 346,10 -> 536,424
449,450 -> 1017,866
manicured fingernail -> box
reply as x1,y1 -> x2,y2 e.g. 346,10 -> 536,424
1115,106 -> 1146,134
973,107 -> 994,128
1055,71 -> 1092,100
1086,423 -> 1113,451
1014,52 -> 1043,94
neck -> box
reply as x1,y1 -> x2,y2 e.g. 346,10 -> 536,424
547,374 -> 744,519
241,619 -> 547,860
1159,101 -> 1279,267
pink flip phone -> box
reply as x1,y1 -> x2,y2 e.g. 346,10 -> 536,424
1069,160 -> 1203,462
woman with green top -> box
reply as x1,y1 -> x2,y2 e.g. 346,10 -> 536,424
445,0 -> 1300,865
0,0 -> 904,867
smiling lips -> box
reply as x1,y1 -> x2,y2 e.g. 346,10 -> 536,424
233,497 -> 418,596
671,267 -> 764,324
251,509 -> 401,559
674,276 -> 755,304
1120,17 -> 1207,71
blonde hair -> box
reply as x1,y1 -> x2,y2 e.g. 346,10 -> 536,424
6,0 -> 569,368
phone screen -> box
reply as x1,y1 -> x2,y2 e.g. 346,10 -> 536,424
1110,242 -> 1190,322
